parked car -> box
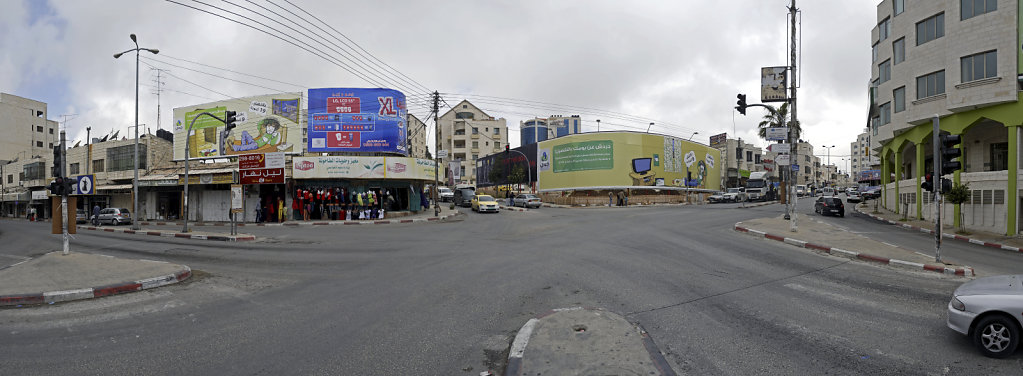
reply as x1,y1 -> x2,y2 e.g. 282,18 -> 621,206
513,194 -> 542,208
948,274 -> 1023,358
708,191 -> 728,203
471,194 -> 499,213
76,209 -> 89,224
437,187 -> 454,202
846,191 -> 862,203
96,208 -> 131,225
862,188 -> 881,200
454,188 -> 475,207
814,197 -> 844,217
724,187 -> 747,202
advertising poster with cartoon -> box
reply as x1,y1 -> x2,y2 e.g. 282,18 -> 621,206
537,132 -> 721,191
172,93 -> 302,160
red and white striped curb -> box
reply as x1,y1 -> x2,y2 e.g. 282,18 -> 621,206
498,205 -> 530,212
738,200 -> 779,208
0,264 -> 191,307
853,206 -> 1023,253
733,222 -> 974,277
79,226 -> 256,241
134,212 -> 461,228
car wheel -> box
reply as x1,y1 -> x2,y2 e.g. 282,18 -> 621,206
973,315 -> 1020,358
110,218 -> 118,226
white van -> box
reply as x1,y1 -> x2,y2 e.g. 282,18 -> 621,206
796,185 -> 807,197
820,187 -> 835,197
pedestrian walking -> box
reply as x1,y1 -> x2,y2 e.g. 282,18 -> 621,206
609,191 -> 614,207
92,204 -> 101,226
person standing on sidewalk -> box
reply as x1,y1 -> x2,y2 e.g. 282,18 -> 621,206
609,191 -> 614,207
92,204 -> 101,226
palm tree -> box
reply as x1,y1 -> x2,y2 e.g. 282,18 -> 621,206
757,102 -> 801,141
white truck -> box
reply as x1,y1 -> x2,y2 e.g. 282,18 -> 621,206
745,171 -> 770,201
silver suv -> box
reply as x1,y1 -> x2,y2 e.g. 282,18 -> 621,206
96,208 -> 131,226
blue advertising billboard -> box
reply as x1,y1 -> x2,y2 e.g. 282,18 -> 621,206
307,88 -> 407,155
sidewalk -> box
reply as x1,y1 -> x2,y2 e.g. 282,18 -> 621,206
506,307 -> 676,376
734,214 -> 974,277
853,202 -> 1023,253
0,251 -> 191,307
133,206 -> 461,228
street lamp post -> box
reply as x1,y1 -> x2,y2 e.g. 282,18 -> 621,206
688,131 -> 699,141
114,34 -> 159,231
821,145 -> 834,187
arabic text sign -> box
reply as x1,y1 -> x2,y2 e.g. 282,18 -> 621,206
240,168 -> 285,185
292,156 -> 435,180
307,88 -> 407,154
238,152 -> 285,170
766,127 -> 788,141
553,140 -> 613,173
775,154 -> 790,166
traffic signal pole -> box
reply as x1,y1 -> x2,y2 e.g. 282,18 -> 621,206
787,0 -> 799,233
932,115 -> 941,263
60,130 -> 69,255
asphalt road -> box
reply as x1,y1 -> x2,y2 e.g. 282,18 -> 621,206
2,201 -> 1023,375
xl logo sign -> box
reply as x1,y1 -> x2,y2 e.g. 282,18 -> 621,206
378,97 -> 397,116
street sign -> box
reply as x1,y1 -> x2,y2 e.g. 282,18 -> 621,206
792,164 -> 799,172
769,143 -> 790,154
775,154 -> 790,166
240,168 -> 285,184
231,184 -> 244,213
766,127 -> 787,141
76,175 -> 94,195
438,150 -> 448,159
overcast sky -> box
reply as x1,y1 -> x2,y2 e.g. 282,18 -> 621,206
0,0 -> 876,170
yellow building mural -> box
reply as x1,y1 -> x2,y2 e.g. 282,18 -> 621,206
537,132 -> 721,191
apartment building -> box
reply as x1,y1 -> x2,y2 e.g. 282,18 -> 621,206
715,138 -> 765,188
437,100 -> 508,185
520,115 -> 582,146
0,93 -> 59,163
871,0 -> 1022,235
407,114 -> 428,159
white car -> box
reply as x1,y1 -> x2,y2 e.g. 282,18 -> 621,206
948,275 -> 1023,358
437,187 -> 454,202
724,188 -> 747,202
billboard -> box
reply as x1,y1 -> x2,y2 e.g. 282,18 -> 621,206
307,88 -> 407,155
292,156 -> 435,180
709,132 -> 727,148
761,66 -> 788,102
537,132 -> 722,191
172,93 -> 302,160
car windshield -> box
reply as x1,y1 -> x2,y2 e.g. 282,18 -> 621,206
727,188 -> 740,193
438,188 -> 452,193
478,195 -> 494,201
747,180 -> 765,188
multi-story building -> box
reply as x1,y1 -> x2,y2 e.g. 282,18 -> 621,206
407,114 -> 428,159
63,131 -> 174,216
0,93 -> 59,163
871,0 -> 1021,235
520,115 -> 581,146
715,138 -> 766,188
437,100 -> 508,185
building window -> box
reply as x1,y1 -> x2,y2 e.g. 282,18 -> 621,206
893,86 -> 906,113
872,42 -> 879,62
894,0 -> 904,15
495,142 -> 501,148
872,117 -> 879,135
494,128 -> 500,135
107,144 -> 147,172
879,59 -> 891,84
92,159 -> 105,173
472,127 -> 478,135
455,112 -> 474,119
916,13 -> 944,46
755,155 -> 761,164
23,162 -> 45,180
69,163 -> 80,175
49,128 -> 53,134
961,50 -> 997,82
990,142 -> 1008,171
878,17 -> 891,42
871,79 -> 879,98
35,141 -> 43,147
472,141 -> 478,148
6,175 -> 11,184
36,126 -> 43,132
962,0 -> 996,20
462,104 -> 467,109
19,172 -> 24,181
893,38 -> 905,64
879,102 -> 891,125
746,151 -> 753,161
916,70 -> 945,99
472,154 -> 478,160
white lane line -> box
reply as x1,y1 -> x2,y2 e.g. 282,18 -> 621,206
509,318 -> 538,359
915,251 -> 932,258
882,242 -> 897,247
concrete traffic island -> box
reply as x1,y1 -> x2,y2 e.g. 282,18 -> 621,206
0,252 -> 191,307
506,307 -> 676,376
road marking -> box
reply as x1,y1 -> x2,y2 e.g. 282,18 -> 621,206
509,318 -> 538,359
882,242 -> 897,247
915,251 -> 933,258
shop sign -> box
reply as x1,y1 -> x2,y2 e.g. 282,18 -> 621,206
238,152 -> 285,170
141,179 -> 179,187
240,168 -> 285,184
31,190 -> 48,200
293,156 -> 435,180
179,173 -> 235,185
231,184 -> 244,213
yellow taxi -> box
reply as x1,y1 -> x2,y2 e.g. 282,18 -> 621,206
471,194 -> 500,213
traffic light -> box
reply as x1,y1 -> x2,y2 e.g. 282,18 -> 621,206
505,144 -> 509,155
50,177 -> 64,196
223,110 -> 238,133
921,173 -> 934,192
940,178 -> 953,194
52,145 -> 62,178
939,131 -> 962,175
736,94 -> 747,115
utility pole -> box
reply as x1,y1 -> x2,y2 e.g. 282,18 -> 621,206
433,91 -> 441,216
60,131 -> 69,255
932,115 -> 942,263
788,0 -> 800,232
151,68 -> 167,131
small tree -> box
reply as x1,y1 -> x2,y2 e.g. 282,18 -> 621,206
509,165 -> 526,194
944,181 -> 970,234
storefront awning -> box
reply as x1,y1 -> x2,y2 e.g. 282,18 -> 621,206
96,184 -> 133,191
1,192 -> 30,201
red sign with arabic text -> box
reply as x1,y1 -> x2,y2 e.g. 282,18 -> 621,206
240,168 -> 285,185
